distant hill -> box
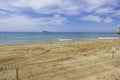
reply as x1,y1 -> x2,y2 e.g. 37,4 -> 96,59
42,30 -> 50,33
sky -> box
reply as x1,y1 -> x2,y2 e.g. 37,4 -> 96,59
0,0 -> 120,32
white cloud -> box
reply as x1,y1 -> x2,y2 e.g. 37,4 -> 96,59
83,0 -> 118,13
81,15 -> 113,23
85,0 -> 108,9
0,11 -> 9,17
114,10 -> 120,17
11,0 -> 60,10
2,0 -> 80,15
95,7 -> 113,14
103,17 -> 113,23
0,14 -> 67,27
50,14 -> 67,24
81,15 -> 103,23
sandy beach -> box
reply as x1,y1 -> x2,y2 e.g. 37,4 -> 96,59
0,39 -> 120,80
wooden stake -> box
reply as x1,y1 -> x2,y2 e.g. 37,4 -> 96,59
112,47 -> 116,58
16,68 -> 19,80
112,51 -> 114,58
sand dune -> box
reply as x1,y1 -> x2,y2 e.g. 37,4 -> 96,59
0,39 -> 120,80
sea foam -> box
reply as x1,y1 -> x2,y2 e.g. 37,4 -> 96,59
97,37 -> 119,40
58,39 -> 72,42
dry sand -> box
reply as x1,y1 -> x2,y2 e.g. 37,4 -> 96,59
0,39 -> 120,80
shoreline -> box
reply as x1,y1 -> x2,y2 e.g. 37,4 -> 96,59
0,39 -> 119,46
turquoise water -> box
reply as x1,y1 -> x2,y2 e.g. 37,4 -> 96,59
0,32 -> 119,45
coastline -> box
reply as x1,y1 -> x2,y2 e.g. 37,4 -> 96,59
0,39 -> 120,80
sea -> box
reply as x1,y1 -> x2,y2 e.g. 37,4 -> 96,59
0,32 -> 120,45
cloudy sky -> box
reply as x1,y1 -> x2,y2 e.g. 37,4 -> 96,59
0,0 -> 120,32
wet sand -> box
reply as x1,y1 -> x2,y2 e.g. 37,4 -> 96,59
0,39 -> 120,80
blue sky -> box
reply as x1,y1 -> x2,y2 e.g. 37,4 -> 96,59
0,0 -> 120,32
